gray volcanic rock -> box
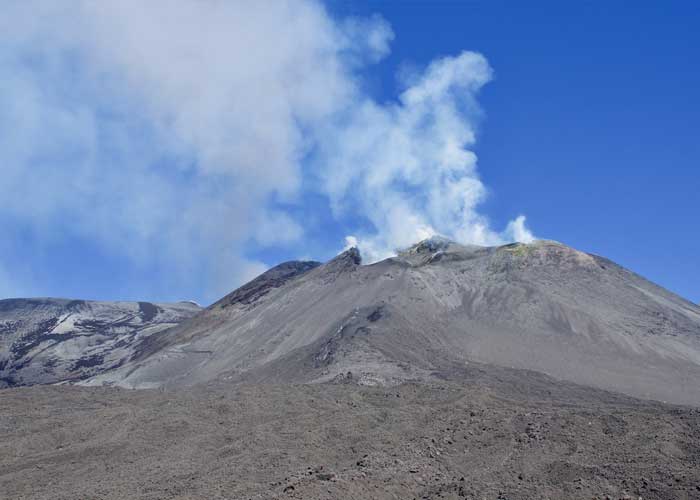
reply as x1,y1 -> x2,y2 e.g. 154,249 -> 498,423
0,298 -> 200,386
3,371 -> 699,500
85,239 -> 700,406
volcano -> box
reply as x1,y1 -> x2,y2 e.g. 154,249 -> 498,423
82,238 -> 700,406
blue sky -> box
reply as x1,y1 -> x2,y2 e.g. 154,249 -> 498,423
334,0 -> 700,303
1,1 -> 698,305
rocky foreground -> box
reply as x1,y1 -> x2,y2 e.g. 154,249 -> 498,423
2,362 -> 698,500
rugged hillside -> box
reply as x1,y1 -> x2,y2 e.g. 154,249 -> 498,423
3,239 -> 700,499
84,238 -> 700,406
0,298 -> 200,386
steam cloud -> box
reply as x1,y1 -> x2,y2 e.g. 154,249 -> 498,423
318,51 -> 534,261
0,0 -> 533,300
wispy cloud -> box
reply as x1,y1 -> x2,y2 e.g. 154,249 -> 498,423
0,0 -> 532,300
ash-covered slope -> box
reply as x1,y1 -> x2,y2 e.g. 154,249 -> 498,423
0,298 -> 200,386
86,239 -> 700,405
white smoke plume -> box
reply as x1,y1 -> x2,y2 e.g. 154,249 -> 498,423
318,51 -> 534,261
0,0 -> 533,300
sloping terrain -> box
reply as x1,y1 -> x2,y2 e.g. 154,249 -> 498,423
1,364 -> 699,500
0,298 -> 200,386
3,239 -> 700,500
85,238 -> 700,406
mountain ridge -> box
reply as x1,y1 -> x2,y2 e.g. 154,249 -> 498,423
0,297 -> 201,387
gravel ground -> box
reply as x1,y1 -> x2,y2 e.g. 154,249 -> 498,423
2,364 -> 699,500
